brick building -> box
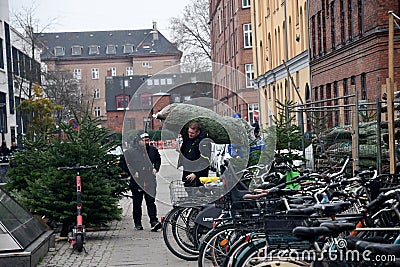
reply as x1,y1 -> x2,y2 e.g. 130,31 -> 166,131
37,22 -> 182,128
209,0 -> 259,124
105,71 -> 213,133
309,0 -> 400,127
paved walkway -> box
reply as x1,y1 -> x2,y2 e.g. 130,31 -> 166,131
37,149 -> 197,267
37,196 -> 197,267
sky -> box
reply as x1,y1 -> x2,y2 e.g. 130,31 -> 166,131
9,0 -> 191,39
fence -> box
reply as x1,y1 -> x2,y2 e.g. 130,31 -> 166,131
150,139 -> 177,150
293,93 -> 388,174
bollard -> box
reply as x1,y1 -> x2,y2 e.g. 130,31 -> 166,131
49,234 -> 56,252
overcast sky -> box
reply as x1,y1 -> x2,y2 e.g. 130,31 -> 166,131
9,0 -> 190,39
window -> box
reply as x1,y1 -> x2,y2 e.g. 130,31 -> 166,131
317,12 -> 322,55
343,78 -> 349,124
123,44 -> 134,53
140,94 -> 152,107
116,95 -> 130,109
126,66 -> 133,76
361,73 -> 367,100
54,46 -> 65,56
94,88 -> 100,99
358,0 -> 364,35
160,79 -> 166,85
147,79 -> 153,86
94,107 -> 101,117
91,68 -> 99,79
340,0 -> 346,43
106,44 -> 116,54
184,96 -> 191,102
71,46 -> 82,55
88,45 -> 99,55
334,81 -> 339,125
248,103 -> 259,124
242,0 -> 250,8
243,23 -> 252,48
0,38 -> 5,69
110,67 -> 117,76
348,0 -> 353,41
142,62 -> 150,68
153,79 -> 160,86
167,78 -> 173,84
12,47 -> 19,76
245,64 -> 254,88
73,69 -> 82,80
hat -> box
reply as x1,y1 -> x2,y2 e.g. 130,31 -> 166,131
137,130 -> 149,140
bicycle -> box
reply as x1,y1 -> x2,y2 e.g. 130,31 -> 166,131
57,164 -> 98,253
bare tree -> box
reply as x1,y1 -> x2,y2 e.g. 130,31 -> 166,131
11,1 -> 56,98
42,70 -> 81,123
169,0 -> 211,71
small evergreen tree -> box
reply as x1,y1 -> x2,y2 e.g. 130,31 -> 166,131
6,104 -> 127,236
273,99 -> 305,165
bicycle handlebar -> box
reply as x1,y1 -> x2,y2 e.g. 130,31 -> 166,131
57,164 -> 98,171
329,157 -> 350,179
365,188 -> 400,210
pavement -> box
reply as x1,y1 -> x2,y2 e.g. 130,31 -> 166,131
36,149 -> 197,267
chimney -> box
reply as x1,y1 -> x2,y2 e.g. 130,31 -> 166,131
152,21 -> 159,41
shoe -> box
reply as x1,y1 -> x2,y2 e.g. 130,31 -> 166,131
150,221 -> 162,232
135,224 -> 143,230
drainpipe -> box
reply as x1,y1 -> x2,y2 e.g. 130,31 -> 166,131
284,0 -> 290,101
253,0 -> 261,126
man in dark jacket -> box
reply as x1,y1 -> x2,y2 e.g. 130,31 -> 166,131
178,122 -> 211,187
123,131 -> 162,231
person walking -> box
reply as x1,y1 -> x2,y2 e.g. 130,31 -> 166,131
178,122 -> 211,187
124,130 -> 162,231
0,141 -> 10,156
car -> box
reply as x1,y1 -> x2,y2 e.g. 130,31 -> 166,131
108,145 -> 123,156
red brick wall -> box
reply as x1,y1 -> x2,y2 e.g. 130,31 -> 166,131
152,95 -> 170,130
210,0 -> 256,117
107,111 -> 124,133
309,0 -> 400,101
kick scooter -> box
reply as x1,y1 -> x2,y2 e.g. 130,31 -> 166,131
58,164 -> 98,252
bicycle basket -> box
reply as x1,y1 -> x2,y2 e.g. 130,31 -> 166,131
264,214 -> 310,234
169,180 -> 225,207
263,214 -> 311,251
230,198 -> 281,232
232,207 -> 264,232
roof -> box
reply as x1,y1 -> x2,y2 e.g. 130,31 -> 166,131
36,28 -> 182,60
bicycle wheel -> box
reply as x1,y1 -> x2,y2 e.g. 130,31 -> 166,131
198,224 -> 238,267
162,206 -> 200,261
193,221 -> 213,247
75,234 -> 84,253
222,233 -> 265,267
233,239 -> 266,267
233,241 -> 309,267
172,206 -> 201,253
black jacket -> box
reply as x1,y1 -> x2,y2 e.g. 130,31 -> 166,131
123,144 -> 161,189
178,130 -> 211,183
